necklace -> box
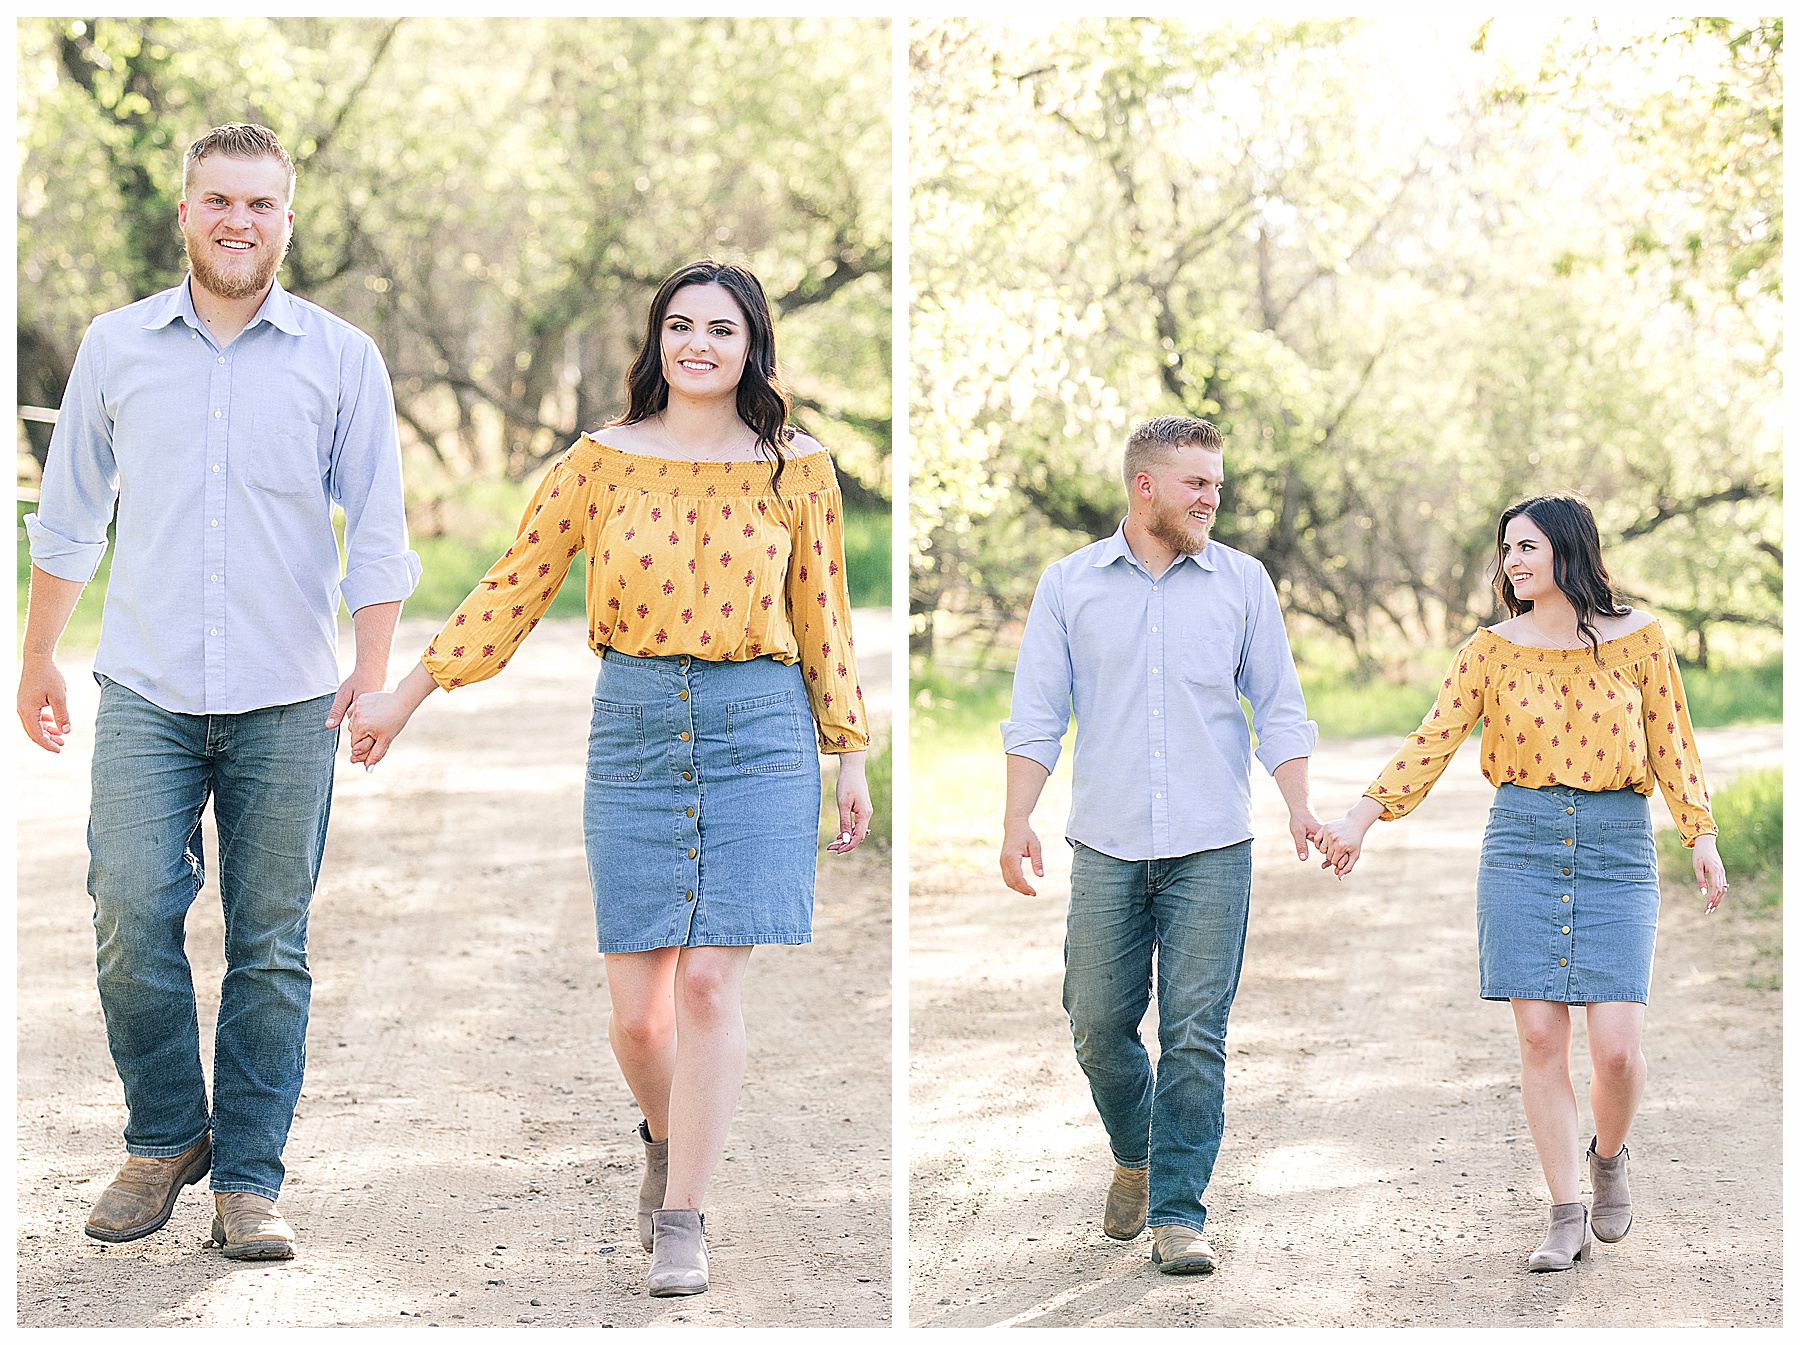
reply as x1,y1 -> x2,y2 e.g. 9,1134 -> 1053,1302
1524,611 -> 1584,649
650,412 -> 760,463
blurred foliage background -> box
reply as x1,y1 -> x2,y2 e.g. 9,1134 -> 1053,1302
910,17 -> 1781,749
17,16 -> 894,631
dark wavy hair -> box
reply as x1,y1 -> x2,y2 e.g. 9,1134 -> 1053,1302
1493,493 -> 1630,661
612,259 -> 794,497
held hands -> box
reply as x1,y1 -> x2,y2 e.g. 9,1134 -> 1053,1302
1315,799 -> 1384,878
828,751 -> 874,854
1692,834 -> 1728,914
343,689 -> 415,770
1288,806 -> 1326,862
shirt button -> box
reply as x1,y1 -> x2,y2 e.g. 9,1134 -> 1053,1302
687,847 -> 697,859
686,807 -> 695,817
1154,751 -> 1163,758
685,889 -> 695,901
210,519 -> 219,527
214,410 -> 222,418
1155,792 -> 1163,799
209,574 -> 219,583
1566,807 -> 1575,815
1152,709 -> 1160,716
1150,625 -> 1158,632
679,731 -> 691,741
1562,925 -> 1571,934
212,464 -> 222,473
217,356 -> 226,364
1562,894 -> 1571,903
1563,867 -> 1571,875
682,771 -> 693,781
209,628 -> 218,636
1564,838 -> 1573,846
679,690 -> 689,701
1559,958 -> 1568,967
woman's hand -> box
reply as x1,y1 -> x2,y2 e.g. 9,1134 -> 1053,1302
1317,798 -> 1384,878
827,750 -> 873,854
1692,833 -> 1728,914
343,661 -> 440,771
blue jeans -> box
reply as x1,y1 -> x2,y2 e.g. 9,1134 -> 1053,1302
87,677 -> 337,1200
1062,839 -> 1253,1234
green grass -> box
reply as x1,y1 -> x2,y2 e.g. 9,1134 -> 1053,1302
1657,765 -> 1782,907
1681,660 -> 1783,728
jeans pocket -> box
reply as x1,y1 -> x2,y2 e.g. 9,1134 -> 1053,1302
1480,808 -> 1534,870
726,691 -> 806,775
587,699 -> 645,782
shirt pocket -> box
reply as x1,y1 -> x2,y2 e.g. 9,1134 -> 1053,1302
586,699 -> 646,783
1479,807 -> 1535,870
726,690 -> 807,775
247,411 -> 325,500
1175,621 -> 1237,691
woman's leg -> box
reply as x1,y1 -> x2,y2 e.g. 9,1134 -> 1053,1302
1584,1001 -> 1647,1157
604,948 -> 682,1141
664,945 -> 755,1208
1510,999 -> 1581,1203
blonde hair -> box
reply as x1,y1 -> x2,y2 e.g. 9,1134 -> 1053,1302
1122,415 -> 1222,489
182,123 -> 296,202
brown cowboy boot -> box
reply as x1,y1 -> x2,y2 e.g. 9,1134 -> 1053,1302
210,1192 -> 297,1260
1103,1163 -> 1149,1240
84,1133 -> 212,1243
1150,1224 -> 1217,1275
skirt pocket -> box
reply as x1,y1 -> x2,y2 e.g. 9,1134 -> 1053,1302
587,699 -> 646,782
725,691 -> 807,775
1480,808 -> 1535,870
1598,818 -> 1657,880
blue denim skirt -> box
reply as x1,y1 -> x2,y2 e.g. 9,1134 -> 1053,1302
583,649 -> 820,952
1475,783 -> 1660,1004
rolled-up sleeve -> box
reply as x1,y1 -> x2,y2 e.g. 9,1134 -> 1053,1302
1000,562 -> 1074,774
330,333 -> 421,612
1238,563 -> 1318,774
26,325 -> 116,582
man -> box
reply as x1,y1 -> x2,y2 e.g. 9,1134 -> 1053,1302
18,123 -> 420,1260
999,415 -> 1321,1275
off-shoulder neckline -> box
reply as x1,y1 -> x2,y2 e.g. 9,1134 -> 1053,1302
1473,619 -> 1664,661
579,431 -> 829,468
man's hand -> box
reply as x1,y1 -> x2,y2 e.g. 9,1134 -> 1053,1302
1287,805 -> 1325,862
999,818 -> 1045,896
325,666 -> 384,731
17,656 -> 71,753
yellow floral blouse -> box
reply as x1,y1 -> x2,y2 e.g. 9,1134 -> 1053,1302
1364,619 -> 1716,845
421,434 -> 868,752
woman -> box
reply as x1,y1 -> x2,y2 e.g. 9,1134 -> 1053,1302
1316,493 -> 1726,1273
346,259 -> 873,1297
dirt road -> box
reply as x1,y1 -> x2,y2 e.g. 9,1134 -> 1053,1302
17,612 -> 892,1328
909,725 -> 1782,1328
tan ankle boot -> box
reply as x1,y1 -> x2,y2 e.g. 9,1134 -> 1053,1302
1587,1139 -> 1632,1243
84,1133 -> 211,1243
210,1192 -> 296,1260
648,1208 -> 708,1296
1526,1202 -> 1591,1271
1104,1163 -> 1149,1240
637,1120 -> 668,1253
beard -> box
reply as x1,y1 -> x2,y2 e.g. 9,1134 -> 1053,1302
185,231 -> 287,302
1146,494 -> 1212,554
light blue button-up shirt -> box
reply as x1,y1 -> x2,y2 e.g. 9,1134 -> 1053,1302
1001,524 -> 1318,861
26,277 -> 421,716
